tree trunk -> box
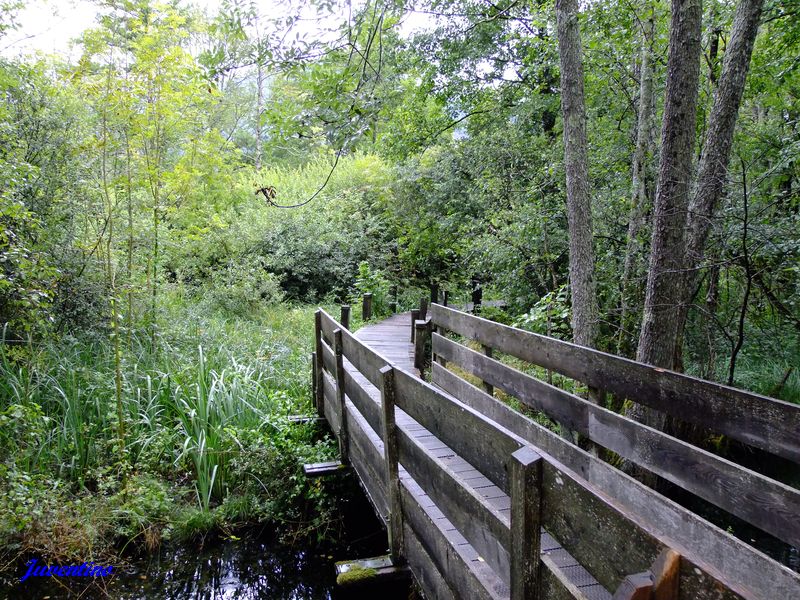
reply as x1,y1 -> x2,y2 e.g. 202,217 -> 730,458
556,0 -> 598,351
635,0 -> 703,378
255,60 -> 264,170
675,0 -> 765,350
618,13 -> 656,357
728,158 -> 752,386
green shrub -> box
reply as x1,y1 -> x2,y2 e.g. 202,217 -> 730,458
201,255 -> 285,316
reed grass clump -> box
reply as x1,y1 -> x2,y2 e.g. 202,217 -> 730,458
0,303 -> 339,563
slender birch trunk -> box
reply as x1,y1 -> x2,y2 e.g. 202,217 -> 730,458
555,0 -> 598,351
618,13 -> 656,357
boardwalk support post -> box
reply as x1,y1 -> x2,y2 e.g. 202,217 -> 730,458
340,305 -> 351,331
333,328 -> 349,464
311,352 -> 319,414
471,278 -> 482,313
414,319 -> 431,376
380,365 -> 404,563
362,293 -> 373,321
510,446 -> 543,600
314,310 -> 324,416
481,344 -> 494,396
410,309 -> 420,342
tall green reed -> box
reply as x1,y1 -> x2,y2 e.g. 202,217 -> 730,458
1,304 -> 315,511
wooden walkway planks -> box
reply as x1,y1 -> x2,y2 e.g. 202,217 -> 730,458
348,311 -> 609,600
340,343 -> 509,596
354,312 -> 416,372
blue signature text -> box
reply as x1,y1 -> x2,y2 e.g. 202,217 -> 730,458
20,558 -> 114,582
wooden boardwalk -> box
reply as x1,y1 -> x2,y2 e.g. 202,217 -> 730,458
354,312 -> 416,373
353,313 -> 608,599
311,306 -> 800,600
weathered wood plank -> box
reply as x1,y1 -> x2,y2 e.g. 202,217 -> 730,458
400,478 -> 504,600
433,334 -> 800,548
363,293 -> 373,321
403,522 -> 457,600
396,422 -> 511,583
322,370 -> 337,417
341,326 -> 389,388
541,458 -> 664,591
676,558 -> 743,600
346,402 -> 389,521
431,304 -> 800,463
323,394 -> 340,439
544,455 -> 746,600
414,319 -> 429,373
394,367 -> 521,491
335,555 -> 409,587
343,367 -> 382,439
540,553 -> 593,600
431,363 -> 800,600
319,309 -> 337,343
311,351 -> 322,416
320,337 -> 336,378
303,461 -> 346,477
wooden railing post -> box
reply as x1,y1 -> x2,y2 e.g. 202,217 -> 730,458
390,285 -> 398,314
311,352 -> 319,414
419,296 -> 429,321
380,365 -> 404,563
414,319 -> 432,377
510,446 -> 543,600
333,329 -> 349,464
430,283 -> 439,304
314,310 -> 324,416
410,309 -> 420,342
362,293 -> 373,321
481,345 -> 494,397
443,290 -> 449,307
340,305 -> 351,331
471,278 -> 482,313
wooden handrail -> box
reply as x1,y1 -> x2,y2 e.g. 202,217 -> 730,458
312,307 -> 800,600
431,303 -> 800,463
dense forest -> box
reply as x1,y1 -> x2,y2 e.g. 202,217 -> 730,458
0,0 -> 798,582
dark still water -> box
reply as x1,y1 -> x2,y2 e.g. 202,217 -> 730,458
2,537 -> 337,599
1,479 -> 411,599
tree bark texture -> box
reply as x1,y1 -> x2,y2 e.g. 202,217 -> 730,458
255,61 -> 264,170
618,14 -> 657,357
636,0 -> 703,372
556,0 -> 598,351
675,0 -> 765,345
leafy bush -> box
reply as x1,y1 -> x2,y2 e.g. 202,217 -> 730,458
352,261 -> 392,318
514,285 -> 571,338
201,255 -> 285,317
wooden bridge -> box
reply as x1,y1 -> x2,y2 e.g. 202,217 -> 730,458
310,302 -> 800,600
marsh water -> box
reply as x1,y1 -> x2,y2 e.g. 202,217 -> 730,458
2,537 -> 341,599
0,478 -> 411,599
